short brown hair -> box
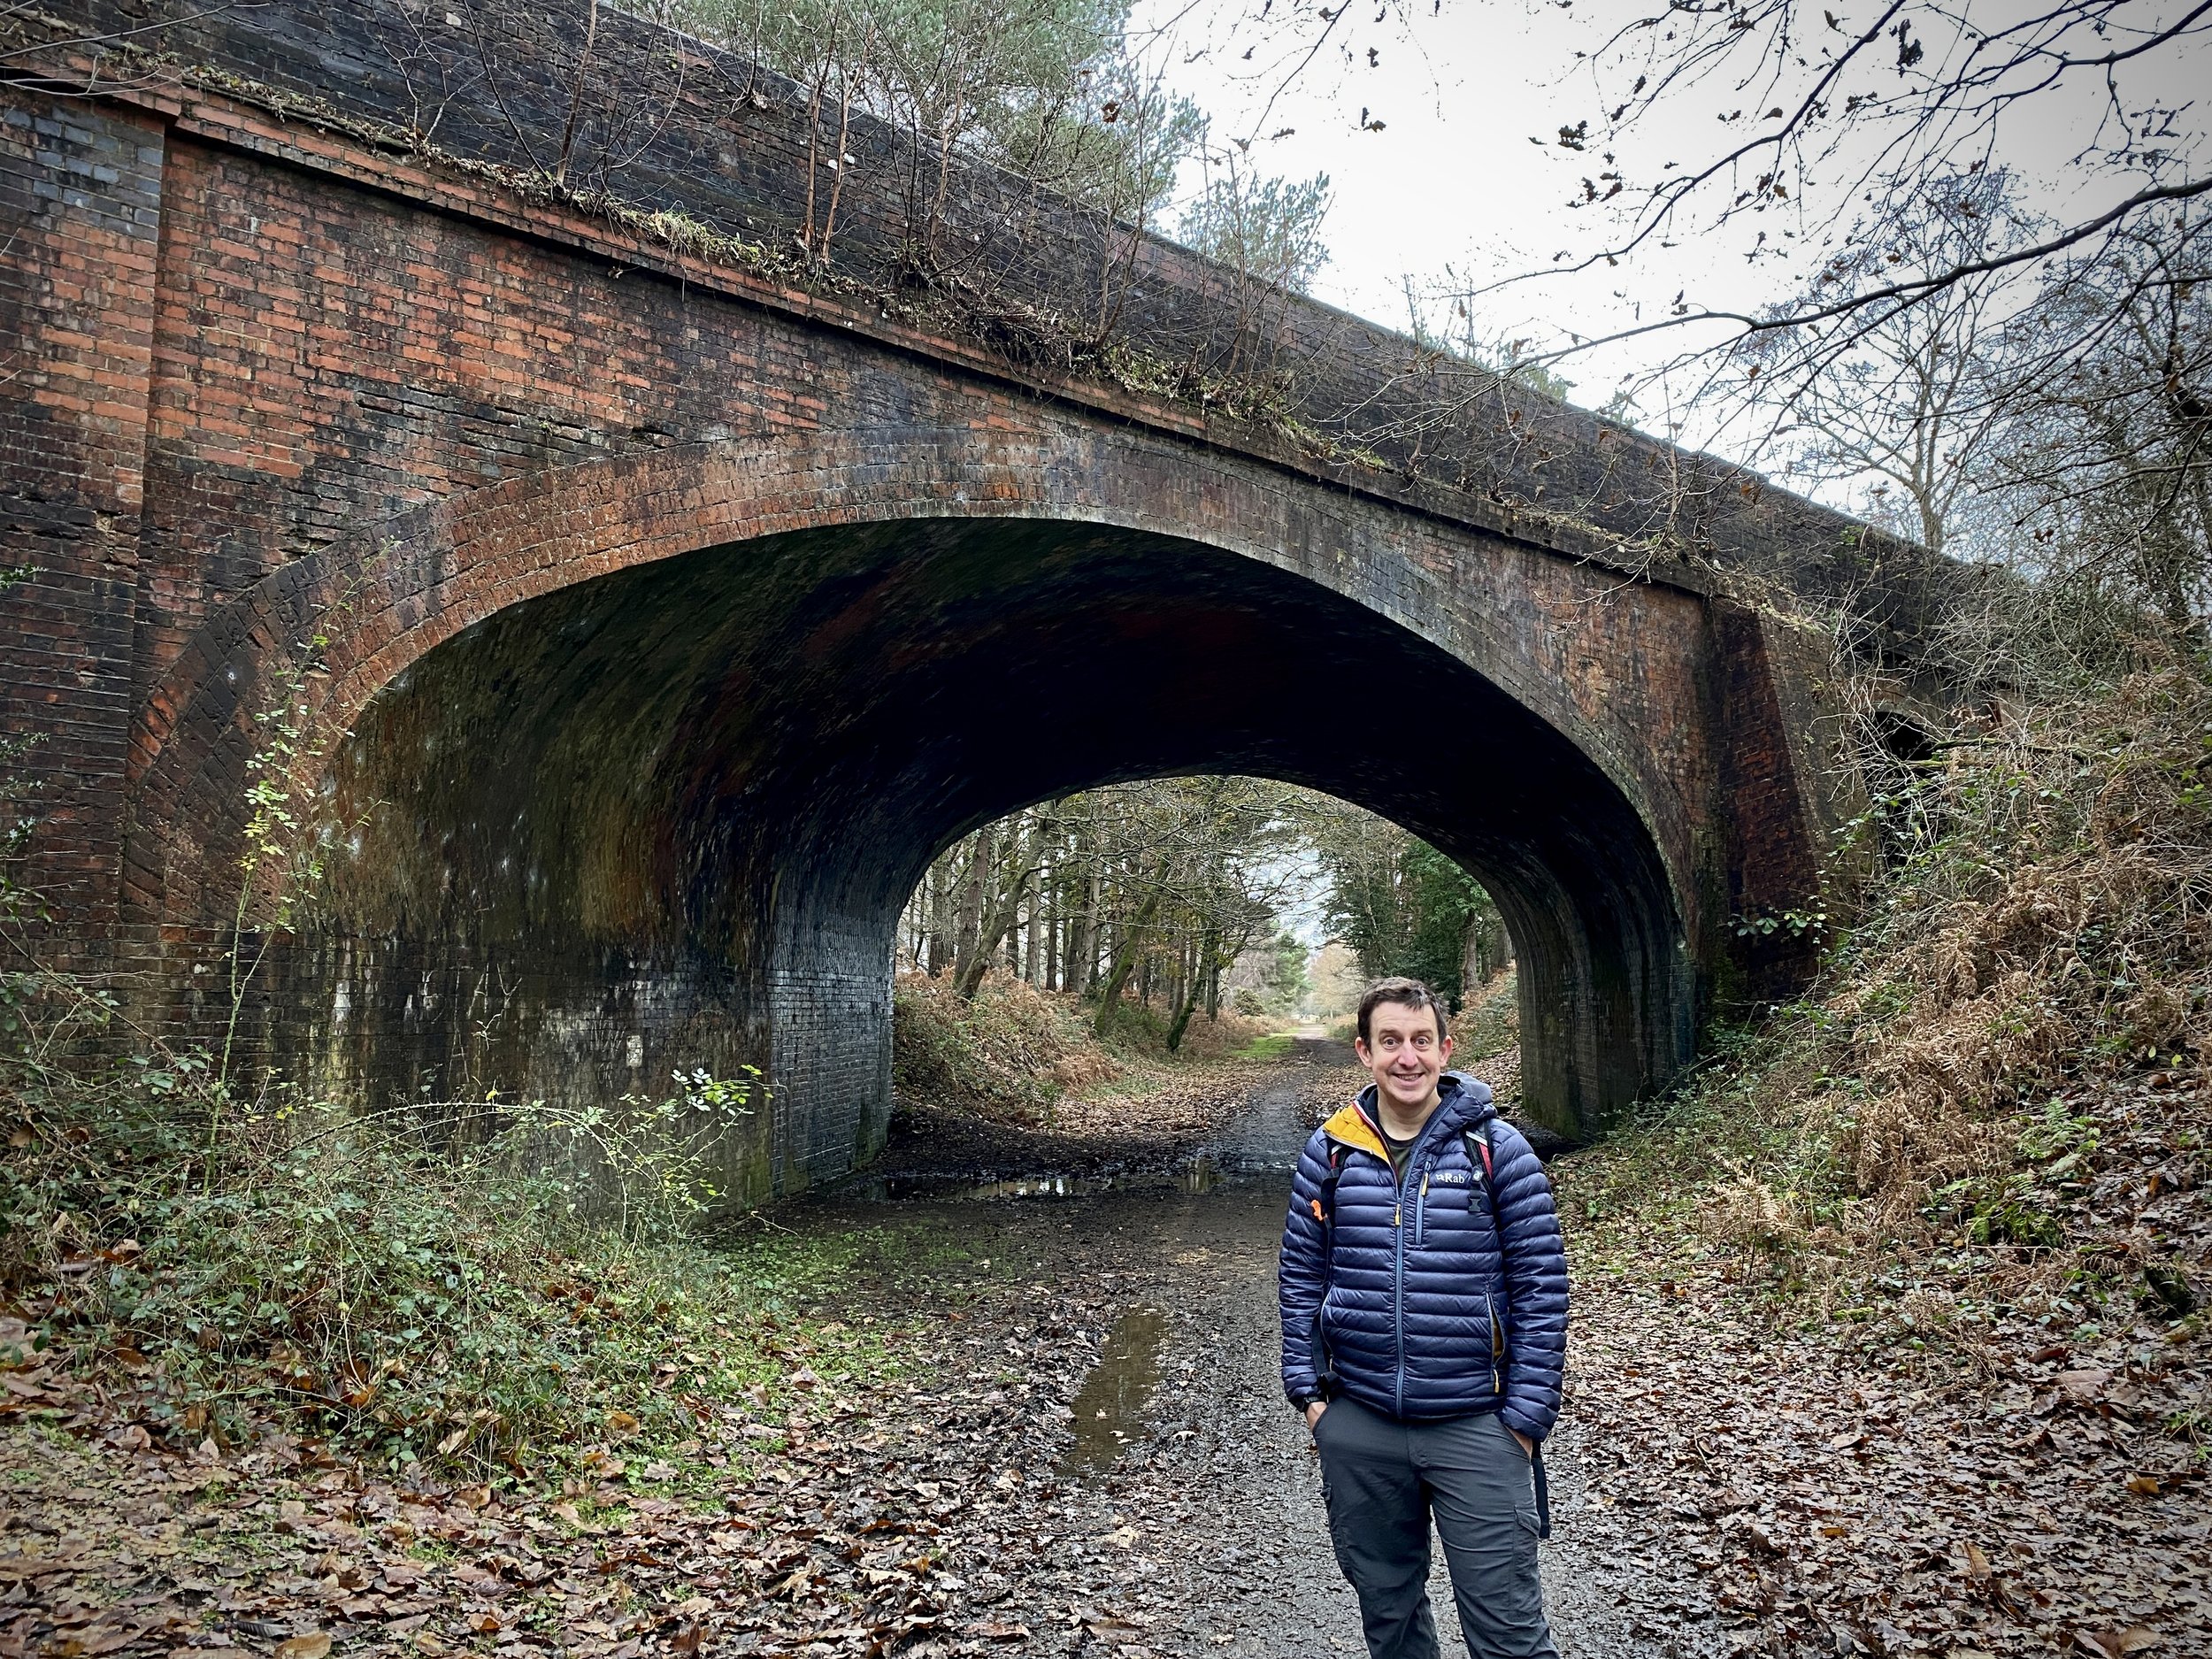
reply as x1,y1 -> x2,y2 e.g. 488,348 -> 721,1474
1356,977 -> 1450,1046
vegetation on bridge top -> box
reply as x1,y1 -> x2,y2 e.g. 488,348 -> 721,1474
9,0 -> 1936,636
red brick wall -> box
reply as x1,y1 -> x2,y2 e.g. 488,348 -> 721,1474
0,95 -> 165,948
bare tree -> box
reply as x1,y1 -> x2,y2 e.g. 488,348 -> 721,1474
1724,168 -> 2035,555
1981,208 -> 2212,634
1500,1 -> 2212,365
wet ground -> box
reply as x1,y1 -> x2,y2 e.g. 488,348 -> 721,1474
802,1040 -> 1727,1659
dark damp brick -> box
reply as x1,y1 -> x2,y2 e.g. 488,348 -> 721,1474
1,0 -> 1917,1203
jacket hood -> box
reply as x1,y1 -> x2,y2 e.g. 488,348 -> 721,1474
1323,1071 -> 1497,1159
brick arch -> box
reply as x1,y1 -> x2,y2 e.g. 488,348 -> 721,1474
119,420 -> 1739,1185
123,421 -> 1694,932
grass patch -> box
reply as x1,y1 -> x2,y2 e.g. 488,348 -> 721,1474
0,1042 -> 956,1486
1229,1033 -> 1296,1060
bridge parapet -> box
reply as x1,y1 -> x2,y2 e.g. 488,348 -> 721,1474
14,0 -> 1962,600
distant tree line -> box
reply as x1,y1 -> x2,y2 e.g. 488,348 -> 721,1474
897,777 -> 1296,1049
898,780 -> 1509,1048
1303,799 -> 1510,1010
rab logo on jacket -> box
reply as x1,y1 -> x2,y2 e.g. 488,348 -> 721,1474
1430,1170 -> 1471,1186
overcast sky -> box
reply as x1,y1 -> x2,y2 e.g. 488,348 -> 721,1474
1129,0 -> 2212,465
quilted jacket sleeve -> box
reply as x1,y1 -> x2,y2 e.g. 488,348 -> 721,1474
1278,1130 -> 1333,1403
1490,1122 -> 1569,1440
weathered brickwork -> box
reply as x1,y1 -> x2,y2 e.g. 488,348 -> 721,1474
0,95 -> 164,950
0,0 -> 1880,1196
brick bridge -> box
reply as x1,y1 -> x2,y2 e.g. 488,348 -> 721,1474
2,0 -> 1926,1198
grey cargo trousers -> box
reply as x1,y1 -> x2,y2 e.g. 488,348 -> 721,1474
1312,1397 -> 1559,1659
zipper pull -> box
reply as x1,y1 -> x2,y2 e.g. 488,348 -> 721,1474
1421,1173 -> 1431,1196
1393,1205 -> 1402,1227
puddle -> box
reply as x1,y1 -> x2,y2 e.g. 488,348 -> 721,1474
839,1172 -> 1121,1202
835,1173 -> 970,1202
1178,1152 -> 1223,1193
835,1159 -> 1236,1205
831,1092 -> 1308,1207
1061,1303 -> 1168,1476
961,1175 -> 1116,1201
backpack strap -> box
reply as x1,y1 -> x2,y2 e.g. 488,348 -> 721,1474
1309,1141 -> 1346,1225
1466,1118 -> 1540,1532
1465,1120 -> 1496,1194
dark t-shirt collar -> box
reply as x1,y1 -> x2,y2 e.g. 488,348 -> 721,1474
1378,1122 -> 1419,1185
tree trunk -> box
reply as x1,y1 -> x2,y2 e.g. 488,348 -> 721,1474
926,855 -> 951,977
1164,981 -> 1201,1052
1092,887 -> 1161,1037
956,822 -> 1044,999
952,829 -> 992,982
1164,925 -> 1219,1053
1463,910 -> 1511,987
1067,854 -> 1102,997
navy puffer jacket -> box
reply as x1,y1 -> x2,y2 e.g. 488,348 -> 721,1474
1279,1072 -> 1569,1439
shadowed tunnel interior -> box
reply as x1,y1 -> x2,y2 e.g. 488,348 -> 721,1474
298,517 -> 1689,1194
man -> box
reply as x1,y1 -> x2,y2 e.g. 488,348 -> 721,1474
1279,977 -> 1568,1659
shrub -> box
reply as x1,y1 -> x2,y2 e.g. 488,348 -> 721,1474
0,1029 -> 920,1478
1818,672 -> 2212,1211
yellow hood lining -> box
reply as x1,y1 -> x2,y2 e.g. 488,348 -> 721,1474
1321,1103 -> 1388,1163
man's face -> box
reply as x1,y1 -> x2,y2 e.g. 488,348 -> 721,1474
1355,999 -> 1453,1116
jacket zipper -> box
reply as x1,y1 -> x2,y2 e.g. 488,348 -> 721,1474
1393,1136 -> 1437,1416
1415,1171 -> 1431,1248
1372,1102 -> 1446,1417
1392,1188 -> 1406,1417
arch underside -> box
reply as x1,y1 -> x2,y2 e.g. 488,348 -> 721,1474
272,514 -> 1690,1194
